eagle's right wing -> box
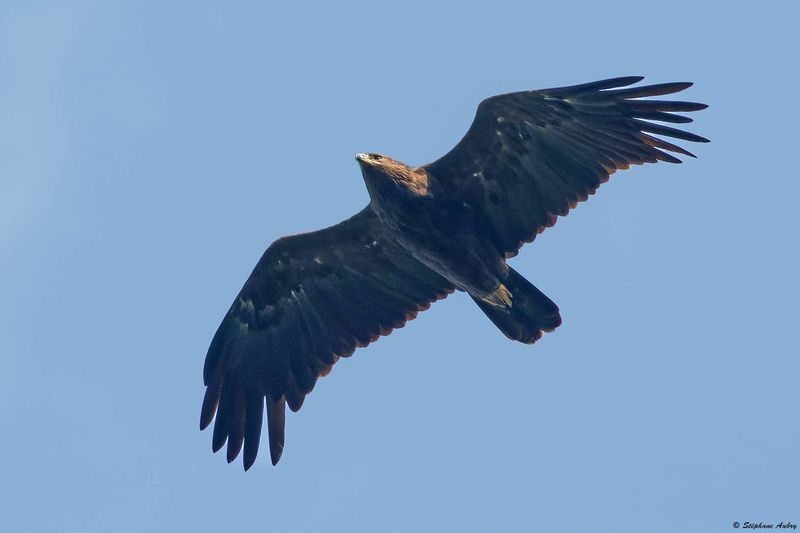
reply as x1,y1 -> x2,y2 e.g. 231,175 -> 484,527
200,207 -> 455,469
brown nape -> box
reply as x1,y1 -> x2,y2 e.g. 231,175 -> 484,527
379,157 -> 430,196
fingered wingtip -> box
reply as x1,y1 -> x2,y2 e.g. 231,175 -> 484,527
227,442 -> 243,463
270,446 -> 283,466
200,381 -> 221,431
609,75 -> 645,86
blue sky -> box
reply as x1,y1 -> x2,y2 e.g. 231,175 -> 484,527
2,1 -> 798,532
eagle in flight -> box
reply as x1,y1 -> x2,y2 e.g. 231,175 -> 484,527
200,76 -> 708,469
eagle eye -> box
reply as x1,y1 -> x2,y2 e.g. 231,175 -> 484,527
369,154 -> 382,161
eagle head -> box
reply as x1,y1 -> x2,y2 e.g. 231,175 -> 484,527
356,153 -> 429,200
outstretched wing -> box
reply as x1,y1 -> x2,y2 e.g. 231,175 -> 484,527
424,76 -> 709,257
200,207 -> 455,469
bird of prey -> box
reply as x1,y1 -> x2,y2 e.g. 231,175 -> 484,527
200,76 -> 708,469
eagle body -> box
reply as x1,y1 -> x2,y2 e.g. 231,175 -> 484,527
200,77 -> 709,469
358,153 -> 507,299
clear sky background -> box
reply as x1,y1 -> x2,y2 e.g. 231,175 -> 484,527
2,1 -> 798,532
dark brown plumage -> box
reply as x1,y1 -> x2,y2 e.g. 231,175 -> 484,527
200,76 -> 708,469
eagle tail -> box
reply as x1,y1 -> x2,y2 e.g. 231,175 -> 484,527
471,267 -> 562,344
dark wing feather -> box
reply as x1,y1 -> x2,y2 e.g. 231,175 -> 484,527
424,76 -> 709,257
200,207 -> 455,469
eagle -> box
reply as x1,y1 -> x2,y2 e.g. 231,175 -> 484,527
200,76 -> 708,469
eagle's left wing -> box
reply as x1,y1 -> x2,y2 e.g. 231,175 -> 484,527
201,207 -> 454,469
424,76 -> 708,258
